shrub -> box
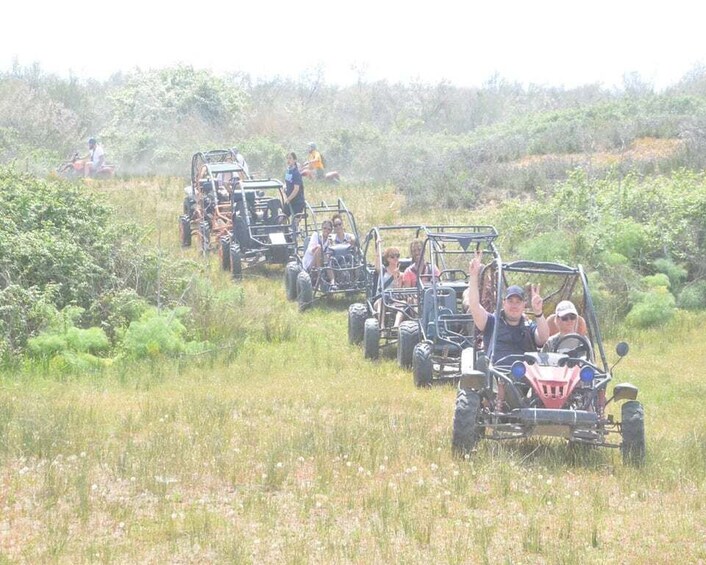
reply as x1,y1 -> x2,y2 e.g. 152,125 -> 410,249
626,287 -> 676,328
653,258 -> 688,290
120,308 -> 209,360
676,281 -> 706,310
516,231 -> 573,264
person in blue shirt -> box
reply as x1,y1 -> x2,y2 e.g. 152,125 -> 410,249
463,250 -> 549,365
283,152 -> 305,218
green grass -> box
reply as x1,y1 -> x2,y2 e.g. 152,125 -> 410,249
0,178 -> 704,563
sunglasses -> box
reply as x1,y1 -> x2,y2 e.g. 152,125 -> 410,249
559,314 -> 577,321
389,253 -> 400,259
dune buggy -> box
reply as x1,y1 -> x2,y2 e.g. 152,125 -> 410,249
284,199 -> 366,311
348,225 -> 428,365
409,225 -> 500,387
451,259 -> 645,466
179,149 -> 246,255
225,177 -> 299,279
179,150 -> 297,278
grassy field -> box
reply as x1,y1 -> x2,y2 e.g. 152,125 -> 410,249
0,178 -> 704,563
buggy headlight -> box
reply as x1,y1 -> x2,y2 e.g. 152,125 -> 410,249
511,361 -> 526,380
580,366 -> 595,382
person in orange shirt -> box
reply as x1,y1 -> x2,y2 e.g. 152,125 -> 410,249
305,142 -> 325,180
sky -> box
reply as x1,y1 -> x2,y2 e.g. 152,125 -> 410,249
2,0 -> 704,91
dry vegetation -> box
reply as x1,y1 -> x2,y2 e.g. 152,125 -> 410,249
0,178 -> 704,563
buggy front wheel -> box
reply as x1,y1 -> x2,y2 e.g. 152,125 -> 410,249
452,389 -> 482,457
413,342 -> 433,388
219,237 -> 231,271
285,261 -> 300,301
363,318 -> 380,360
230,245 -> 243,280
179,215 -> 192,247
348,303 -> 367,345
621,400 -> 645,466
297,271 -> 313,311
397,321 -> 419,369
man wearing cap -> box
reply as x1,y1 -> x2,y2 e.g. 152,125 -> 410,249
463,250 -> 549,364
542,300 -> 589,354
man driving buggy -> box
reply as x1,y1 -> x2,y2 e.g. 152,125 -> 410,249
463,250 -> 550,364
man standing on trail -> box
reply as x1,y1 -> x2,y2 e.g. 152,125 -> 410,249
283,152 -> 306,218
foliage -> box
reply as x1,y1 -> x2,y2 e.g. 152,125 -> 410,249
102,66 -> 249,175
653,258 -> 688,290
626,281 -> 676,328
120,307 -> 209,360
676,280 -> 706,311
0,167 -> 198,356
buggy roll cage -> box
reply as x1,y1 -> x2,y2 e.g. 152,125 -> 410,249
413,225 -> 500,353
362,224 -> 428,322
483,260 -> 609,372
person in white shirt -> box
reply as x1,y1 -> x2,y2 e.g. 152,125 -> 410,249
83,137 -> 105,177
230,147 -> 250,178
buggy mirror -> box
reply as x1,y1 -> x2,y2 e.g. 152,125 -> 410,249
610,341 -> 630,372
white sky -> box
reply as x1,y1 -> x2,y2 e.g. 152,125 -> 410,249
2,0 -> 704,90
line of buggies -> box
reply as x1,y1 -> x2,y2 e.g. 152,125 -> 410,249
177,151 -> 645,467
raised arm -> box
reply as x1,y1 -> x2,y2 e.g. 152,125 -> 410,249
531,283 -> 550,346
462,250 -> 490,331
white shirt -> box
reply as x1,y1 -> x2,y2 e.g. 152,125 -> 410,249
234,153 -> 250,177
90,145 -> 105,168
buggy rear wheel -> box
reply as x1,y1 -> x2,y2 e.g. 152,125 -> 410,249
230,245 -> 243,280
297,271 -> 313,311
219,237 -> 231,271
452,389 -> 482,457
348,303 -> 367,345
179,215 -> 192,247
621,400 -> 645,466
363,318 -> 380,359
397,321 -> 419,369
285,261 -> 300,301
413,342 -> 433,388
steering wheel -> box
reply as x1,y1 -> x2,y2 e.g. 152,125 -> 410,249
553,333 -> 593,360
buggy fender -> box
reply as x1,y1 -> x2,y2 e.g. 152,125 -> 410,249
460,348 -> 486,390
613,383 -> 639,402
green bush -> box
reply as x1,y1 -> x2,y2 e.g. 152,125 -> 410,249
653,258 -> 688,290
120,308 -> 209,360
643,273 -> 671,289
676,281 -> 706,311
626,287 -> 676,328
516,231 -> 573,263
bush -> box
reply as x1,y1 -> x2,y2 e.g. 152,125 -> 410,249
677,281 -> 706,310
120,308 -> 209,360
626,287 -> 676,328
653,258 -> 688,290
516,231 -> 573,264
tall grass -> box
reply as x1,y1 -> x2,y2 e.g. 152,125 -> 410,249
0,178 -> 703,562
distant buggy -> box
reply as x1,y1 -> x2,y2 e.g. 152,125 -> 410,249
179,149 -> 298,278
408,225 -> 499,387
284,199 -> 366,311
348,225 -> 427,366
452,259 -> 645,466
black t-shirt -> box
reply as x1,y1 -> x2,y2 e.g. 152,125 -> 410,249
483,313 -> 538,365
284,165 -> 305,208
